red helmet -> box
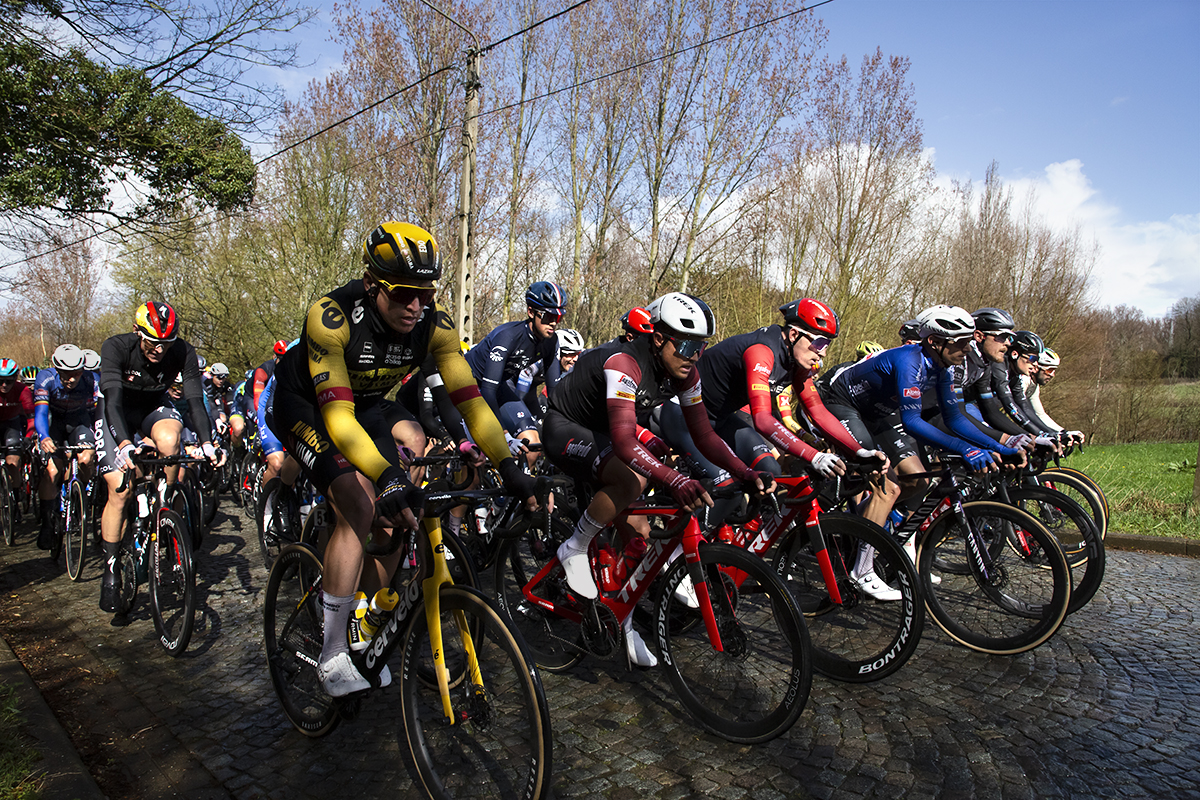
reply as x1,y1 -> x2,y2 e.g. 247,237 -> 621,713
779,298 -> 839,338
134,301 -> 178,341
621,307 -> 653,335
273,340 -> 288,356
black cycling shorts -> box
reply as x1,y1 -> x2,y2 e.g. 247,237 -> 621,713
542,409 -> 613,490
821,402 -> 918,464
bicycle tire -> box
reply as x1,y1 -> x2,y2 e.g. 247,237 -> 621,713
1040,469 -> 1108,538
400,584 -> 553,800
48,502 -> 63,564
1008,486 -> 1104,614
263,543 -> 339,737
920,501 -> 1070,655
117,548 -> 138,615
1,468 -> 14,546
149,510 -> 197,656
773,512 -> 923,682
65,480 -> 87,581
657,541 -> 812,744
492,513 -> 585,673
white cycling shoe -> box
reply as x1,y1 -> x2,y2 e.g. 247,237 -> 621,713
625,626 -> 658,668
902,537 -> 941,584
557,541 -> 598,600
850,570 -> 902,602
674,575 -> 699,609
318,652 -> 370,697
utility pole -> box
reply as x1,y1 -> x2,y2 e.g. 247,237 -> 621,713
456,48 -> 480,347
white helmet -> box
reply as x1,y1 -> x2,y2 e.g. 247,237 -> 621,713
917,305 -> 975,340
210,362 -> 230,377
1036,348 -> 1061,368
646,292 -> 716,338
555,329 -> 585,354
52,344 -> 85,371
81,349 -> 100,370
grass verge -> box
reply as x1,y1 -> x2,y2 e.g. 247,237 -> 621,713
0,682 -> 42,800
1060,441 -> 1199,538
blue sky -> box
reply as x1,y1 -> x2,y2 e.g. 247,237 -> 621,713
270,0 -> 1199,316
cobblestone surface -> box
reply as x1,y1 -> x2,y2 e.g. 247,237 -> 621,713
1,502 -> 1198,799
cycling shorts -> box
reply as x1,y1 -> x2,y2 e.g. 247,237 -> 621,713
47,418 -> 95,450
96,403 -> 184,476
498,400 -> 539,436
821,402 -> 918,463
270,394 -> 413,495
542,409 -> 614,489
0,418 -> 26,447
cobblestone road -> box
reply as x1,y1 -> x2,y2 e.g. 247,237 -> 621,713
1,501 -> 1197,800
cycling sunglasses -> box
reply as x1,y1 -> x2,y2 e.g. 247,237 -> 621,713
373,275 -> 436,307
667,336 -> 708,359
984,331 -> 1015,344
798,332 -> 833,354
138,333 -> 173,351
533,308 -> 564,324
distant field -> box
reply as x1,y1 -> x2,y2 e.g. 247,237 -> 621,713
1062,441 -> 1199,538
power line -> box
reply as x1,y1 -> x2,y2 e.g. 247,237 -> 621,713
482,0 -> 596,54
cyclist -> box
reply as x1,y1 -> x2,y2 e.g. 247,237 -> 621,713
270,221 -> 540,697
898,319 -> 921,345
252,340 -> 288,413
816,338 -> 888,396
465,281 -> 567,460
82,349 -> 101,376
20,365 -> 38,387
545,292 -> 771,667
33,344 -> 101,549
1024,348 -> 1082,443
96,302 -> 220,613
611,306 -> 653,345
205,362 -> 242,446
512,327 -> 585,433
0,359 -> 35,515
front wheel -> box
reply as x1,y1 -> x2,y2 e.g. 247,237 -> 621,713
400,585 -> 553,800
65,480 -> 87,581
921,501 -> 1071,655
1008,486 -> 1104,614
773,512 -> 923,682
1,468 -> 15,546
657,541 -> 812,744
149,510 -> 197,656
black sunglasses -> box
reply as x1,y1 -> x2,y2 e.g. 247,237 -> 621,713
668,336 -> 707,358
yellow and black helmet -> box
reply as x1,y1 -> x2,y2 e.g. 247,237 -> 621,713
362,222 -> 442,282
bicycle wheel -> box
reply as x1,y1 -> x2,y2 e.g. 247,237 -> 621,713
920,501 -> 1071,655
65,480 -> 87,581
1,468 -> 14,546
263,543 -> 339,737
1040,469 -> 1107,538
773,512 -> 923,682
149,510 -> 197,656
400,585 -> 552,800
657,541 -> 812,744
492,514 -> 585,673
1008,487 -> 1104,614
48,502 -> 63,564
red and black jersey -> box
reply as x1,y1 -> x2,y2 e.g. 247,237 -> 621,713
0,382 -> 34,434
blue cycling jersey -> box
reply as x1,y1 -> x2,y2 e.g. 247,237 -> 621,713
826,344 -> 1018,459
33,367 -> 100,439
465,320 -> 560,412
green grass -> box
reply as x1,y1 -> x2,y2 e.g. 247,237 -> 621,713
1061,441 -> 1200,538
0,683 -> 42,800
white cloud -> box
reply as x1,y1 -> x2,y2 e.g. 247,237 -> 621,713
1004,160 -> 1199,317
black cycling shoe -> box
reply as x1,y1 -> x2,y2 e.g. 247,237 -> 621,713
36,524 -> 54,551
99,570 -> 121,613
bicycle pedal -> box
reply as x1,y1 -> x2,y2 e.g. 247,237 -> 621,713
335,693 -> 364,719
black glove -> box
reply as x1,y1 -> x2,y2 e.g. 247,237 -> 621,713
375,465 -> 424,524
497,457 -> 536,502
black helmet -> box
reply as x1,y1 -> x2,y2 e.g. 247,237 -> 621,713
971,307 -> 1015,334
898,319 -> 921,342
1009,330 -> 1045,358
362,222 -> 442,281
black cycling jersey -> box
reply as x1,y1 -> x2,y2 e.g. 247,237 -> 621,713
547,336 -> 679,431
696,326 -> 792,419
99,332 -> 210,445
465,319 -> 560,412
203,375 -> 235,418
954,343 -> 1026,437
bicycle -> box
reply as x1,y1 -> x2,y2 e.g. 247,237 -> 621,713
263,482 -> 553,800
715,462 -> 925,683
888,455 -> 1073,655
46,444 -> 95,581
495,480 -> 813,744
111,451 -> 203,656
0,443 -> 25,546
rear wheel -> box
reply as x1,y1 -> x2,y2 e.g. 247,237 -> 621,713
263,543 -> 338,736
920,501 -> 1071,655
65,480 -> 87,581
400,585 -> 552,800
149,510 -> 196,656
1039,470 -> 1107,539
1,468 -> 15,546
658,542 -> 811,744
1008,486 -> 1104,614
773,512 -> 923,682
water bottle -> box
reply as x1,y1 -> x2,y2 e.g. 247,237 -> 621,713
349,588 -> 400,651
137,488 -> 151,520
347,591 -> 371,651
596,544 -> 618,592
615,537 -> 648,583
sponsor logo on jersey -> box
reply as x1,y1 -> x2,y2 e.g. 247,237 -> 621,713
752,363 -> 771,376
751,382 -> 770,393
319,299 -> 344,330
614,390 -> 635,401
351,305 -> 365,324
312,371 -> 329,386
489,345 -> 507,363
903,387 -> 920,399
290,420 -> 331,453
361,341 -> 373,354
563,438 -> 592,459
618,375 -> 637,391
435,309 -> 454,330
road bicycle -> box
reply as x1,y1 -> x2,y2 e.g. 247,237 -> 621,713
111,451 -> 203,656
715,464 -> 925,683
263,482 -> 553,800
46,444 -> 96,581
886,456 -> 1073,655
495,480 -> 812,744
0,441 -> 34,546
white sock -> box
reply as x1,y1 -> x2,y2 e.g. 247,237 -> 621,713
853,542 -> 877,578
446,512 -> 462,536
321,592 -> 354,662
560,510 -> 605,558
623,613 -> 657,667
